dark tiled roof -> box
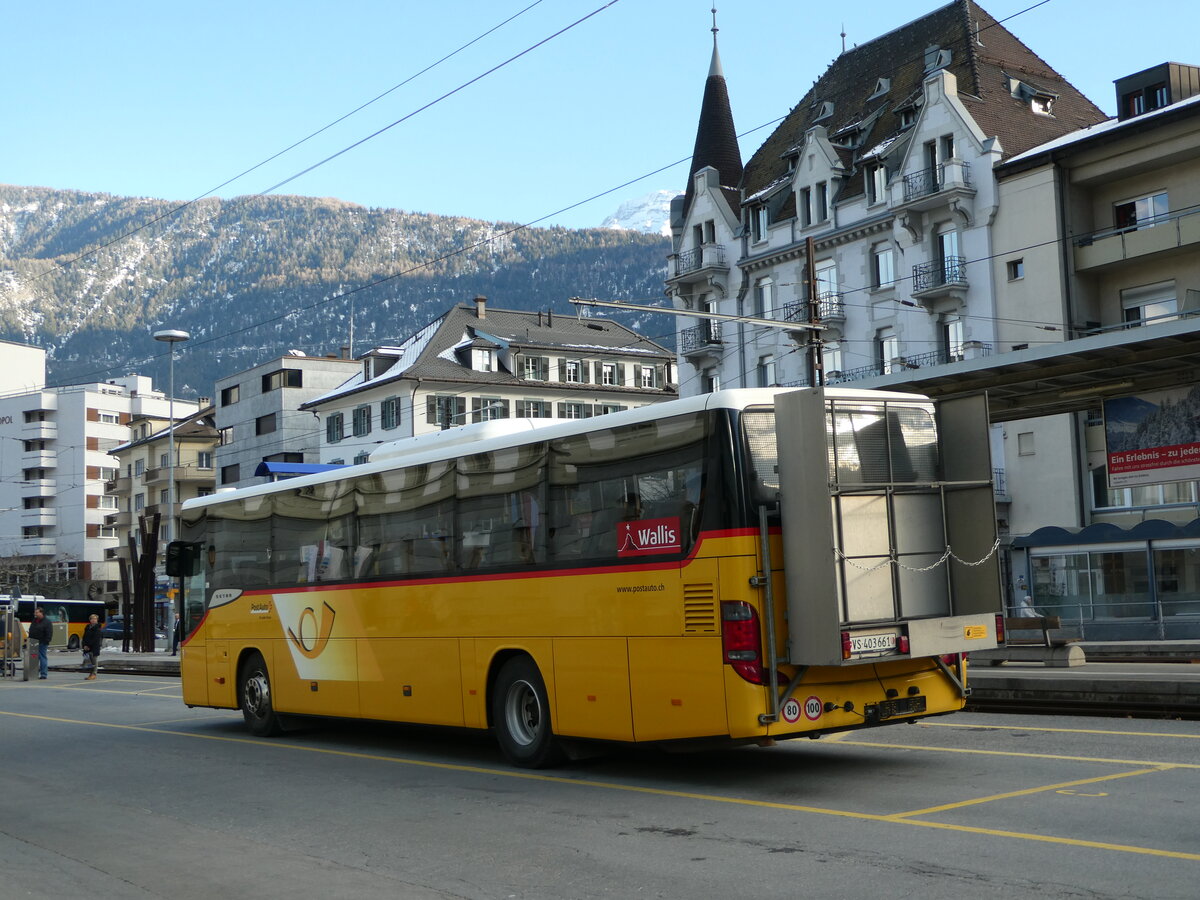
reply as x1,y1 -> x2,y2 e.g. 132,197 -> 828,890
306,304 -> 674,405
682,40 -> 744,215
742,1 -> 1107,203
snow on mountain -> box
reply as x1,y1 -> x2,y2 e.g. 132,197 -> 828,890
601,190 -> 676,237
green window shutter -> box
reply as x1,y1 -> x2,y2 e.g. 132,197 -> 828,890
426,396 -> 438,424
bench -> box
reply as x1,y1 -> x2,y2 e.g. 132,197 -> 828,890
1003,616 -> 1073,648
973,616 -> 1086,667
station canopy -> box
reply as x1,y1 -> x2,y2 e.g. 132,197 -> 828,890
841,317 -> 1200,423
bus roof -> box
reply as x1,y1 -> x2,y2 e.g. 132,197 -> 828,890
181,386 -> 932,515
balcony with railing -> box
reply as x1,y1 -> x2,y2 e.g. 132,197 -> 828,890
679,321 -> 723,357
1073,205 -> 1200,272
898,161 -> 974,211
783,291 -> 846,326
825,343 -> 994,385
144,464 -> 215,486
911,255 -> 968,308
669,243 -> 729,283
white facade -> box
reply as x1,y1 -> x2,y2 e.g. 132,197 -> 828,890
0,342 -> 195,599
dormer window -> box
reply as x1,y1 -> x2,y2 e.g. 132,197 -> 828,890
1008,76 -> 1057,116
869,77 -> 890,100
751,204 -> 769,242
477,348 -> 494,372
924,46 -> 951,72
812,100 -> 834,121
1031,95 -> 1054,116
899,107 -> 918,129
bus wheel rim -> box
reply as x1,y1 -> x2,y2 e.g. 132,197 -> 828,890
245,672 -> 270,717
504,679 -> 540,746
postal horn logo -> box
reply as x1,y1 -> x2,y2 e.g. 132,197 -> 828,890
286,601 -> 336,659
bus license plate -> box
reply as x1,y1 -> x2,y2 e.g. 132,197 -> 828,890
879,696 -> 926,719
850,632 -> 898,655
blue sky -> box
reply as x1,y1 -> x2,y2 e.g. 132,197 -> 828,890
5,0 -> 1198,230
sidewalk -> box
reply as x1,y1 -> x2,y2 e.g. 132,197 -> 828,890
47,646 -> 181,676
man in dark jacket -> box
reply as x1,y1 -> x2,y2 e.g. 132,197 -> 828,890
28,607 -> 53,679
81,614 -> 102,680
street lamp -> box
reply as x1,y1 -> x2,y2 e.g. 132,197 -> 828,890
152,329 -> 189,549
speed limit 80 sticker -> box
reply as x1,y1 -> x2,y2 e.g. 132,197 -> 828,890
782,696 -> 823,723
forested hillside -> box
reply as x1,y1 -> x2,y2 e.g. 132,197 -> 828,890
0,185 -> 672,395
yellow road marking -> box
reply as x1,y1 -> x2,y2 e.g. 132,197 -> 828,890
929,721 -> 1200,740
888,766 -> 1172,819
2,709 -> 1198,862
835,739 -> 1200,770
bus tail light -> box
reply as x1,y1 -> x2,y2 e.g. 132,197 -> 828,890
841,630 -> 852,660
995,614 -> 1006,644
897,635 -> 910,654
721,601 -> 767,684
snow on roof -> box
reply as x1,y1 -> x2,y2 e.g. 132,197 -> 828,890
861,135 -> 899,161
1005,92 -> 1200,165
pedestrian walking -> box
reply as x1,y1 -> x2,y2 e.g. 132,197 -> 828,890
171,612 -> 181,656
27,606 -> 53,679
81,613 -> 102,680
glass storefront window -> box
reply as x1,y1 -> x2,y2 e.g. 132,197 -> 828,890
1155,548 -> 1200,618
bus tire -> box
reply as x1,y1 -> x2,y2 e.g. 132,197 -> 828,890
68,635 -> 80,651
492,656 -> 564,769
239,651 -> 283,737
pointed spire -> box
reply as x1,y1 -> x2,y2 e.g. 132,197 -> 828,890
682,6 -> 742,216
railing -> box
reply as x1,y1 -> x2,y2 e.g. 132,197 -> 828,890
674,244 -> 727,276
993,467 -> 1007,498
902,162 -> 971,202
679,322 -> 723,353
912,255 -> 968,292
1073,204 -> 1200,246
782,291 -> 845,323
827,362 -> 883,383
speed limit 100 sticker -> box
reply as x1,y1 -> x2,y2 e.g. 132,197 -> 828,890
781,698 -> 802,723
803,695 -> 823,721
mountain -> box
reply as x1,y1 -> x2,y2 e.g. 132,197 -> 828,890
0,184 -> 673,397
601,190 -> 676,237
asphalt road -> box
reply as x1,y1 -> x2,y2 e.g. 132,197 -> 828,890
3,671 -> 1197,899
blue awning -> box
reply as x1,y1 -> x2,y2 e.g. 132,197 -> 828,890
1012,517 -> 1200,548
254,462 -> 345,479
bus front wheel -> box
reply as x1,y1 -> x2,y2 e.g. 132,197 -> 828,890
492,656 -> 563,769
239,651 -> 283,737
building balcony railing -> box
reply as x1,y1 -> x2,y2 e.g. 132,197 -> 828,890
143,464 -> 215,486
1073,205 -> 1200,272
105,475 -> 132,493
783,291 -> 846,324
993,467 -> 1009,500
912,256 -> 968,295
670,244 -> 729,281
19,538 -> 55,555
825,343 -> 994,385
679,321 -> 723,355
901,161 -> 973,204
21,421 -> 57,439
21,509 -> 56,527
106,510 -> 134,528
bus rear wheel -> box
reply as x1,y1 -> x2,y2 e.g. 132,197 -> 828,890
68,635 -> 80,651
239,651 -> 282,737
492,656 -> 563,769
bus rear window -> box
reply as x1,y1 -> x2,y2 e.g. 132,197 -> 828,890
742,400 -> 939,502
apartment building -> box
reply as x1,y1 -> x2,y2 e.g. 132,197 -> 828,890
213,352 -> 360,489
0,341 -> 195,602
301,296 -> 676,463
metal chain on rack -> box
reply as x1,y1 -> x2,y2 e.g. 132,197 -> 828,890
834,536 -> 1001,573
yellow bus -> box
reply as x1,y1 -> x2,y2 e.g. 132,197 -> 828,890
171,387 -> 1003,767
6,596 -> 107,650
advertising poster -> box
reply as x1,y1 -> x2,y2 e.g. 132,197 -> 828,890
1104,385 -> 1200,487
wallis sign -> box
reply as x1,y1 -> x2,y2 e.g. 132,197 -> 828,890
616,517 -> 682,557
